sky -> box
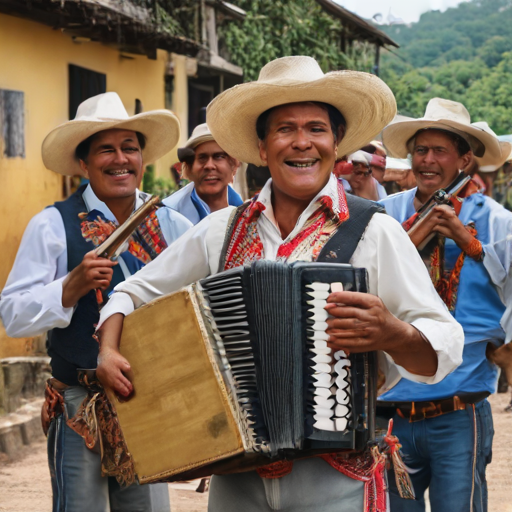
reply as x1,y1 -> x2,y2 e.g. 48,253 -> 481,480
335,0 -> 469,24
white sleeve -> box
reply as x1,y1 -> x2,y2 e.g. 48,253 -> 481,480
481,200 -> 512,342
97,207 -> 234,328
351,213 -> 464,385
0,207 -> 74,337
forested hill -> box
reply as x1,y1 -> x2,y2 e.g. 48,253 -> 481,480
379,0 -> 512,134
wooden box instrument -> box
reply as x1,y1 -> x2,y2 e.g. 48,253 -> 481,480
106,261 -> 377,484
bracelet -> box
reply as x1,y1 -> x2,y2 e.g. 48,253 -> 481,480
462,234 -> 483,261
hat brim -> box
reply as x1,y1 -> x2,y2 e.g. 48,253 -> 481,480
206,71 -> 397,166
42,110 -> 180,176
477,141 -> 512,172
382,118 -> 505,168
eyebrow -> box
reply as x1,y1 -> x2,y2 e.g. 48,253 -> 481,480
414,145 -> 447,151
274,119 -> 329,126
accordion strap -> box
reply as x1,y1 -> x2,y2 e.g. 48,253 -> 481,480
317,195 -> 385,264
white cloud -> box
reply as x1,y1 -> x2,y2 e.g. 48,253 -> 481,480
335,0 -> 469,24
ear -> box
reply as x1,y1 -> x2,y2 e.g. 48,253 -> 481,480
460,151 -> 473,172
79,159 -> 90,179
336,125 -> 346,146
231,159 -> 240,176
258,140 -> 268,165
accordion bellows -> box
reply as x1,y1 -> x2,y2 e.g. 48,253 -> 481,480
107,262 -> 377,483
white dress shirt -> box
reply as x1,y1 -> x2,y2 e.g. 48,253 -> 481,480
0,185 -> 192,338
99,175 -> 464,389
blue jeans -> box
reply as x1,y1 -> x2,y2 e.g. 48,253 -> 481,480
47,386 -> 170,512
387,399 -> 494,512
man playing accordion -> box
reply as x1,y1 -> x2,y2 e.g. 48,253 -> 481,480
96,57 -> 463,511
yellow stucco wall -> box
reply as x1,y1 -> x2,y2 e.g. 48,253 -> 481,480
0,12 -> 180,356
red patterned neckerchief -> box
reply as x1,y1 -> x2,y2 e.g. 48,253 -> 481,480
79,209 -> 167,265
223,180 -> 350,270
425,180 -> 482,312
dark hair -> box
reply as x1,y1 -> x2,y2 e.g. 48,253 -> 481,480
360,144 -> 377,154
75,130 -> 147,162
256,102 -> 346,142
410,128 -> 471,157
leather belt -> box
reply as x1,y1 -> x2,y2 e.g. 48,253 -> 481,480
378,391 -> 489,423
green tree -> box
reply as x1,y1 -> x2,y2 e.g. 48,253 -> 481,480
220,0 -> 374,81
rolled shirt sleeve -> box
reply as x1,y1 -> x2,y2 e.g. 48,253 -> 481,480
0,208 -> 75,337
351,213 -> 464,385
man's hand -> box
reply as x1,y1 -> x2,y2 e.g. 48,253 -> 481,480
325,291 -> 438,377
97,347 -> 133,398
62,250 -> 117,308
424,205 -> 473,249
96,313 -> 133,398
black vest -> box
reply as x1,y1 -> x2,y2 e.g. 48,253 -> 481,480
48,186 -> 143,385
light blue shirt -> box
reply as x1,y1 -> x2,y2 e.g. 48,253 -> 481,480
163,183 -> 243,225
379,187 -> 512,400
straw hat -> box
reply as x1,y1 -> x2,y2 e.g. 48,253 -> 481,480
177,123 -> 215,163
471,121 -> 512,172
382,98 -> 504,167
206,56 -> 397,166
42,92 -> 180,176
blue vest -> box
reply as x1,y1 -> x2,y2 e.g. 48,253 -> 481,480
48,186 -> 144,386
380,189 -> 505,401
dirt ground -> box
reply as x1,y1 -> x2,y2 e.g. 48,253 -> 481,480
0,393 -> 511,512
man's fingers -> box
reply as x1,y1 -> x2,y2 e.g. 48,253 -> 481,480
324,305 -> 371,321
326,318 -> 371,331
326,291 -> 377,308
85,258 -> 118,268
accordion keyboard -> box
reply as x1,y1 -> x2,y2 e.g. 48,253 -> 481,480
306,282 -> 352,432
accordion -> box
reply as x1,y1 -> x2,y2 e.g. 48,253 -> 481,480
106,261 -> 377,484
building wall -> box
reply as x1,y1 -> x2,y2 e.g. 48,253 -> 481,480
0,13 -> 178,356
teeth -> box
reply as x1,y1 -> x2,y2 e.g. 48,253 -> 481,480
108,169 -> 130,176
288,161 -> 316,168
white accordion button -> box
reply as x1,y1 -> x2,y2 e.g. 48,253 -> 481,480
312,363 -> 332,374
335,369 -> 349,382
311,332 -> 329,342
335,418 -> 348,432
307,299 -> 327,308
314,418 -> 336,431
314,396 -> 335,408
314,409 -> 334,420
307,282 -> 330,292
312,321 -> 328,331
336,389 -> 350,405
335,404 -> 350,417
307,290 -> 330,300
330,282 -> 344,293
310,347 -> 332,356
310,309 -> 329,321
313,373 -> 335,388
334,359 -> 351,371
314,387 -> 332,398
334,350 -> 348,360
312,354 -> 332,364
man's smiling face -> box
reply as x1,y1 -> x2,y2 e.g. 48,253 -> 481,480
412,129 -> 470,198
258,102 -> 341,203
79,129 -> 143,202
188,140 -> 237,199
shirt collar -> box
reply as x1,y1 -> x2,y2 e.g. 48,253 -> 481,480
82,184 -> 145,224
256,173 -> 346,224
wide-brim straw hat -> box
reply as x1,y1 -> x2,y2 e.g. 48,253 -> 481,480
177,123 -> 215,163
42,92 -> 180,176
206,56 -> 397,166
382,98 -> 505,168
471,121 -> 512,172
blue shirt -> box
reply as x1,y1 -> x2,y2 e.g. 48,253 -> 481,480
163,182 -> 243,225
379,187 -> 508,401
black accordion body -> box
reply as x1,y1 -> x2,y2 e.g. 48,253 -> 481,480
199,261 -> 377,458
109,261 -> 378,483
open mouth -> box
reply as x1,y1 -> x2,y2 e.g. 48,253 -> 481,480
419,171 -> 440,178
105,169 -> 134,177
285,159 -> 319,169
